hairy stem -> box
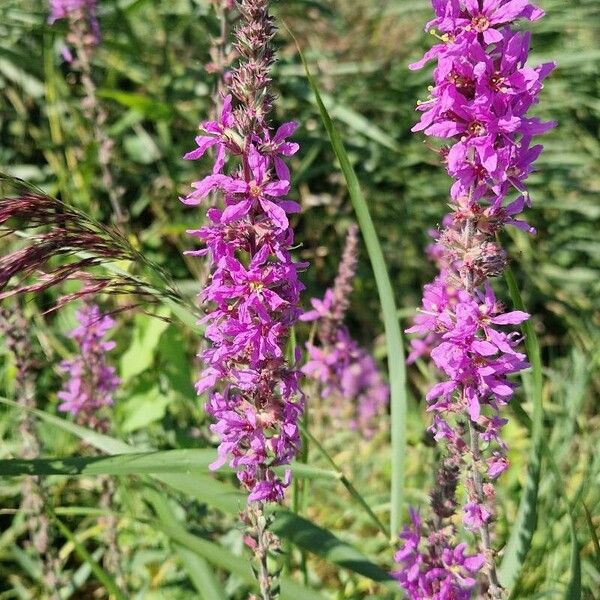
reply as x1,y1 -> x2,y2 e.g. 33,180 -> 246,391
467,418 -> 503,598
247,502 -> 280,600
70,19 -> 125,225
462,216 -> 503,599
100,475 -> 126,592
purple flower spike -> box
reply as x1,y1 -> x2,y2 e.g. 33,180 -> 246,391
400,0 -> 555,595
183,0 -> 305,504
58,304 -> 119,429
393,507 -> 485,599
301,225 -> 389,437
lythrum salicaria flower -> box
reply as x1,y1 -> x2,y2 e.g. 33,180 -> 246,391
397,0 -> 555,596
58,304 -> 119,430
301,225 -> 389,437
393,509 -> 485,600
183,0 -> 304,505
49,0 -> 100,42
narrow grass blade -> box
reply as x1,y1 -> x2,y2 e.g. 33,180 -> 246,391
582,501 -> 600,569
543,450 -> 582,600
565,515 -> 582,600
0,397 -> 137,455
294,30 -> 408,539
498,267 -> 544,590
0,450 -> 216,477
51,514 -> 127,600
301,425 -> 388,537
271,510 -> 393,583
175,545 -> 227,600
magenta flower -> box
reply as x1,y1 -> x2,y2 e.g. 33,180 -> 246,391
58,304 -> 119,428
49,0 -> 96,22
49,0 -> 100,43
183,0 -> 305,504
184,95 -> 237,174
403,0 -> 554,593
301,225 -> 389,437
302,328 -> 389,437
463,501 -> 492,530
184,146 -> 300,230
393,508 -> 485,599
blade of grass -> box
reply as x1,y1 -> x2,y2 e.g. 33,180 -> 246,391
292,27 -> 408,540
270,509 -> 393,583
175,545 -> 228,600
565,515 -> 582,600
51,513 -> 127,600
544,451 -> 581,600
300,424 -> 388,538
498,267 -> 544,590
582,501 -> 600,570
0,450 -> 214,477
144,489 -> 329,599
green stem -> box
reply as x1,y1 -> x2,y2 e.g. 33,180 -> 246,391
301,425 -> 389,538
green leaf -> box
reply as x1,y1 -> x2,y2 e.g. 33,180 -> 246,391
0,449 -> 218,477
158,326 -> 196,399
119,307 -> 170,383
97,89 -> 174,121
175,545 -> 228,600
498,267 -> 544,590
543,450 -> 582,600
296,35 -> 408,538
145,489 -> 328,600
119,385 -> 172,433
155,473 -> 246,515
51,514 -> 127,600
582,501 -> 600,570
565,513 -> 582,600
0,448 -> 339,486
145,488 -> 255,583
271,510 -> 393,583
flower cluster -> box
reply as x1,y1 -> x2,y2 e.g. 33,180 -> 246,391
301,226 -> 389,437
415,282 -> 528,480
183,0 -> 304,503
399,0 -> 555,595
58,304 -> 119,428
49,0 -> 99,43
394,509 -> 485,600
411,0 -> 555,211
303,325 -> 389,437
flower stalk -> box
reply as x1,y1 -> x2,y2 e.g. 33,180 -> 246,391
49,0 -> 125,224
398,0 -> 555,596
183,0 -> 304,594
1,304 -> 62,599
301,225 -> 389,437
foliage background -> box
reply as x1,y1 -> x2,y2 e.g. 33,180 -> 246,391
0,0 -> 599,598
